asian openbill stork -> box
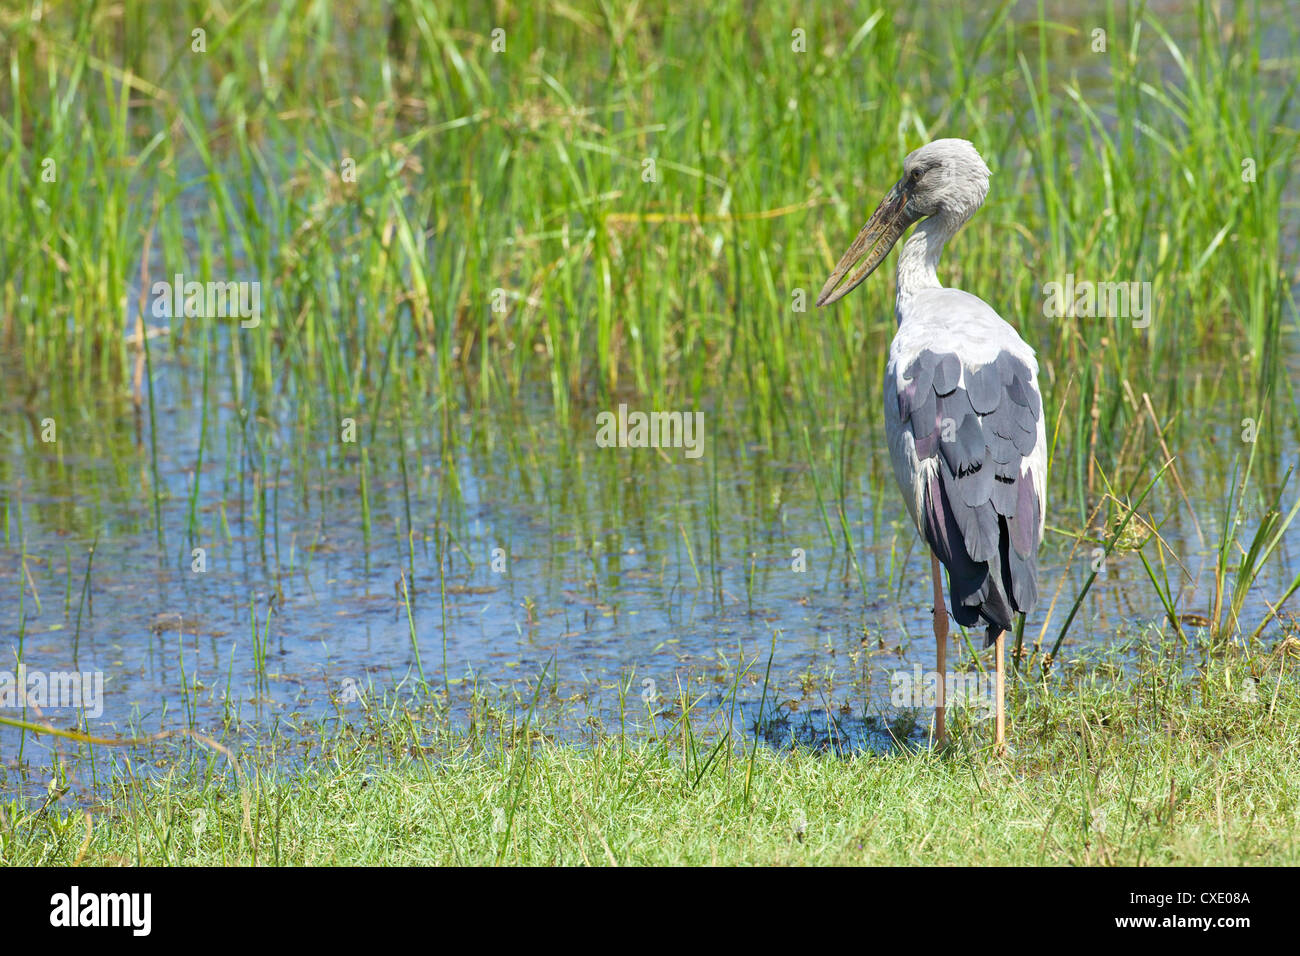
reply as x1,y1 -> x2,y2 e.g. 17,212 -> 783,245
817,139 -> 1046,751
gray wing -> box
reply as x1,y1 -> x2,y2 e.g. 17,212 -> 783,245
897,348 -> 1043,643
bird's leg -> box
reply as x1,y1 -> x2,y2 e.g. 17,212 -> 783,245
994,629 -> 1006,754
929,551 -> 947,745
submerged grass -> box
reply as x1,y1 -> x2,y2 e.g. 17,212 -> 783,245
1,1 -> 1296,617
2,0 -> 1297,491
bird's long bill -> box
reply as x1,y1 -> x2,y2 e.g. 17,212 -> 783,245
816,181 -> 912,306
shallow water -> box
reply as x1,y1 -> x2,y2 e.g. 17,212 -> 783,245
3,326 -> 1298,780
3,2 -> 1300,796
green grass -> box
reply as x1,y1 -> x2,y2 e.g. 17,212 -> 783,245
2,0 -> 1296,658
1,0 -> 1299,865
2,0 -> 1297,495
4,635 -> 1298,865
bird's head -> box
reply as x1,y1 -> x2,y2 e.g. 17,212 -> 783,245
816,138 -> 990,306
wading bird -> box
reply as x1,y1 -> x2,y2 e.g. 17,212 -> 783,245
817,139 -> 1045,751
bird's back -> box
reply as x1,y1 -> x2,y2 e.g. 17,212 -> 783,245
884,288 -> 1046,644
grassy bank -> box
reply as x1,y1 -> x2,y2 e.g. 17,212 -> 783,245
5,636 -> 1298,865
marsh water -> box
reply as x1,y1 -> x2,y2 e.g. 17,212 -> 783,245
3,2 -> 1300,794
4,326 -> 1298,772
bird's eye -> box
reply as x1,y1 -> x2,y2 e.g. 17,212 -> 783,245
909,167 -> 924,185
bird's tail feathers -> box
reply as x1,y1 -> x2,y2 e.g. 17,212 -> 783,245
922,471 -> 1032,649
